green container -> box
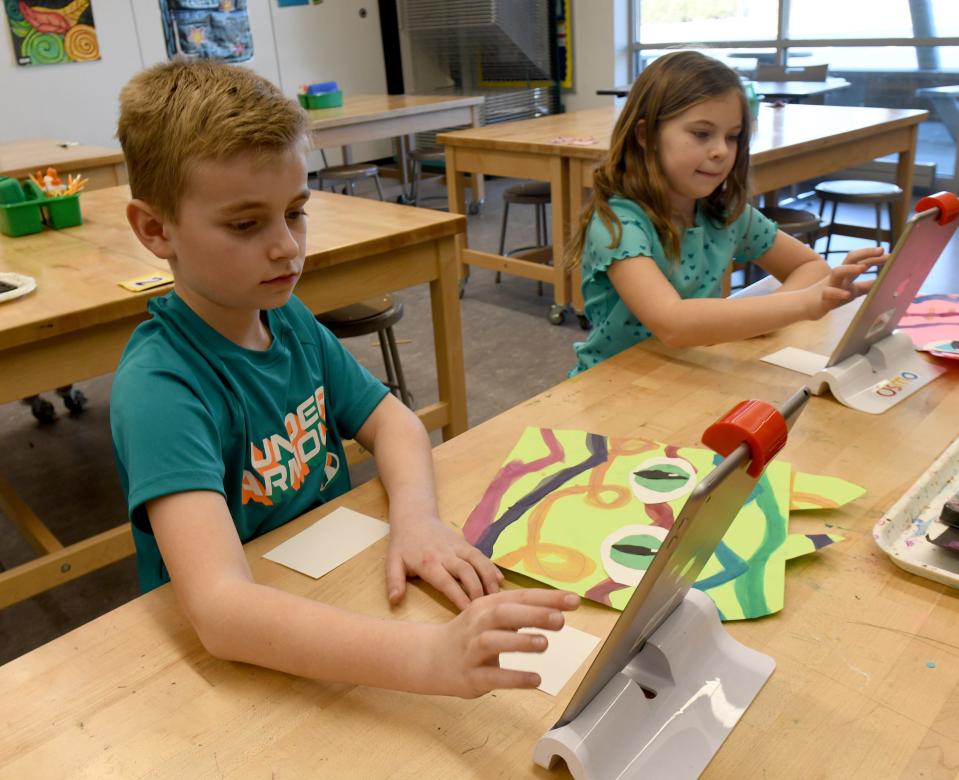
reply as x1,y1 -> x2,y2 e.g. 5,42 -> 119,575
0,176 -> 25,205
0,180 -> 83,237
44,193 -> 83,229
304,90 -> 343,109
0,181 -> 43,237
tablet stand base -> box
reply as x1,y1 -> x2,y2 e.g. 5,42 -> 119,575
533,589 -> 774,780
809,331 -> 945,414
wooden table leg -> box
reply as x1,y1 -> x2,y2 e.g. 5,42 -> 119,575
549,155 -> 570,316
430,235 -> 468,438
893,124 -> 918,244
569,158 -> 587,314
444,146 -> 469,288
468,104 -> 486,208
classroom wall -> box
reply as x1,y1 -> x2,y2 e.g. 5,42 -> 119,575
0,1 -> 389,165
563,0 -> 630,113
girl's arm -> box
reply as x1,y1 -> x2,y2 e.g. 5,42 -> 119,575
353,393 -> 503,610
753,230 -> 831,291
148,490 -> 579,697
608,243 -> 882,348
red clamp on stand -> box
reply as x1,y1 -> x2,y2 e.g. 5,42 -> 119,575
915,191 -> 959,226
701,400 -> 788,477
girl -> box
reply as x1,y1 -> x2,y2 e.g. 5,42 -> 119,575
568,51 -> 883,375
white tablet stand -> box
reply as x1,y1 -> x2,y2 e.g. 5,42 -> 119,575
808,330 -> 946,415
533,588 -> 774,780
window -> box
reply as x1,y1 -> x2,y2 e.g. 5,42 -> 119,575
630,0 -> 959,182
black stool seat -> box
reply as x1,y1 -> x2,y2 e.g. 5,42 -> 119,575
409,149 -> 445,163
761,206 -> 821,241
502,181 -> 551,205
316,295 -> 412,407
318,162 -> 381,180
814,180 -> 903,203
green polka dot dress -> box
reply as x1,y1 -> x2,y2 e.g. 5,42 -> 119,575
571,197 -> 777,375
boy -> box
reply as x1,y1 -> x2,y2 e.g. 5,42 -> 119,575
112,60 -> 578,698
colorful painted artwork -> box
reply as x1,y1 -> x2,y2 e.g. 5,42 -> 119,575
899,293 -> 959,361
5,0 -> 100,66
464,428 -> 863,621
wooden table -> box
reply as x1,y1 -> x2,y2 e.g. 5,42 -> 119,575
597,78 -> 852,102
0,186 -> 467,607
0,138 -> 127,191
440,104 -> 926,322
3,302 -> 958,777
306,94 -> 486,205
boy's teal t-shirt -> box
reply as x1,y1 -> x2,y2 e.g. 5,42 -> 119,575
572,197 -> 778,374
110,291 -> 389,592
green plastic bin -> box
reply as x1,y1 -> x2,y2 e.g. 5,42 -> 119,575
23,179 -> 83,230
299,90 -> 343,110
0,181 -> 43,237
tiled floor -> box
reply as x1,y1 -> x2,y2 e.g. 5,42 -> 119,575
1,173 -> 957,664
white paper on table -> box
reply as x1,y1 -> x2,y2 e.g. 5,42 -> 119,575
263,507 -> 389,579
500,624 -> 601,696
760,346 -> 829,376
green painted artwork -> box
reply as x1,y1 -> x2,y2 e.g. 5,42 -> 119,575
463,428 -> 859,621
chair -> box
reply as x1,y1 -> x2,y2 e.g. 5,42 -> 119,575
496,181 -> 551,296
315,296 -> 413,408
314,149 -> 385,200
814,179 -> 903,256
755,63 -> 828,81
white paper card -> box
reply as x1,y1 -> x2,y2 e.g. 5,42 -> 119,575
760,346 -> 829,376
500,624 -> 601,696
263,507 -> 389,579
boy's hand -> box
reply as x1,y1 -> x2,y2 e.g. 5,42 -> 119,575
806,246 -> 886,320
428,588 -> 581,698
386,517 -> 504,610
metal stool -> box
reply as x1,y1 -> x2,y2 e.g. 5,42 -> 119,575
315,149 -> 385,200
410,148 -> 447,208
814,179 -> 903,256
316,295 -> 413,408
497,181 -> 551,296
760,206 -> 822,248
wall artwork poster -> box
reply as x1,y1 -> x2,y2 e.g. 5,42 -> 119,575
5,0 -> 101,66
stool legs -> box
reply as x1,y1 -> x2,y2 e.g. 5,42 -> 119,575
376,326 -> 413,408
373,174 -> 385,202
411,159 -> 421,207
496,202 -> 511,283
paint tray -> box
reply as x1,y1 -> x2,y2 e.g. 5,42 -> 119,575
873,434 -> 959,587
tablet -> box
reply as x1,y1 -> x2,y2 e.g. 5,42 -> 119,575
827,193 -> 959,368
554,387 -> 810,728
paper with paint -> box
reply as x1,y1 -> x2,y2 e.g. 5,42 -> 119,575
898,293 -> 959,360
264,507 -> 389,578
500,624 -> 601,696
464,428 -> 855,621
790,471 -> 866,511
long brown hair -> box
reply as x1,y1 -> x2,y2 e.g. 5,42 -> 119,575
566,51 -> 752,269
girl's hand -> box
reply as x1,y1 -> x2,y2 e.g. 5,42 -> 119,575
386,517 -> 504,610
806,246 -> 886,320
427,589 -> 581,698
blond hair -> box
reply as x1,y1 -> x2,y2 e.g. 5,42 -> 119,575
117,59 -> 309,219
566,51 -> 752,269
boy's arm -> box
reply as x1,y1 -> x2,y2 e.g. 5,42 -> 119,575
607,242 -> 883,348
148,489 -> 579,696
353,394 -> 503,610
